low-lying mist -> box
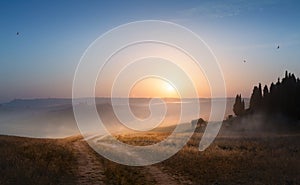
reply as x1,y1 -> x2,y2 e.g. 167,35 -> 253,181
0,98 -> 245,138
220,113 -> 300,137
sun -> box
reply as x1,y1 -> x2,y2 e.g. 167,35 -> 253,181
165,83 -> 175,92
129,78 -> 179,98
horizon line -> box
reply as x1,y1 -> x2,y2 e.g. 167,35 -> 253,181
1,96 -> 251,103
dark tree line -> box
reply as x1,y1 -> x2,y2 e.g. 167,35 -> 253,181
233,71 -> 300,120
233,94 -> 245,116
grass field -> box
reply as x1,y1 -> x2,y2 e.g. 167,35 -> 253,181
161,133 -> 300,185
0,136 -> 76,185
0,129 -> 299,185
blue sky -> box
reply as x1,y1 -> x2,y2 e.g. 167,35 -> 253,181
0,0 -> 300,102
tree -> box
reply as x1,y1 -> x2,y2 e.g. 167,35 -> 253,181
249,83 -> 262,111
262,85 -> 270,110
233,94 -> 245,116
240,71 -> 300,120
263,85 -> 269,97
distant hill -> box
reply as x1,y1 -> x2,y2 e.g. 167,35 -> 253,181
4,98 -> 72,108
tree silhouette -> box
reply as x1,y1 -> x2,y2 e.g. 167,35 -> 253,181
233,94 -> 245,116
263,85 -> 269,98
249,83 -> 262,111
238,71 -> 300,120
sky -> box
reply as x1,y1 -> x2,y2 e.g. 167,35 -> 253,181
1,0 -> 300,102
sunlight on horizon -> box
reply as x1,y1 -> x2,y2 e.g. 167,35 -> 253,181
129,78 -> 179,98
94,42 -> 212,99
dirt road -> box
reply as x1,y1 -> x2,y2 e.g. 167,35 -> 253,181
71,138 -> 190,185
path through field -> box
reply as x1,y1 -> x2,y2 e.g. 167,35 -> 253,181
143,165 -> 186,185
72,140 -> 106,185
71,138 -> 190,185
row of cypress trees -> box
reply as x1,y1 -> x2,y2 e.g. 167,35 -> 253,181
233,71 -> 300,120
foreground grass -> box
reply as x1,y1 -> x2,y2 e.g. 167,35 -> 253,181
161,134 -> 300,185
101,158 -> 155,185
1,131 -> 299,185
0,135 -> 76,185
0,135 -> 154,185
74,138 -> 155,185
115,131 -> 300,185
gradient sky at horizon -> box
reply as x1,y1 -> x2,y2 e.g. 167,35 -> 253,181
1,0 -> 300,103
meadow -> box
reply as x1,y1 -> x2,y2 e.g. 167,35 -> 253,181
0,135 -> 76,185
1,125 -> 299,185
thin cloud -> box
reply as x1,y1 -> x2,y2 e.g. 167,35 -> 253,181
178,0 -> 280,19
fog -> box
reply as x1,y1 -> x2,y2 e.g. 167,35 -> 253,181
0,98 -> 248,138
219,112 -> 300,138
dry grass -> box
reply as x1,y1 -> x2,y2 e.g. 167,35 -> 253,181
0,135 -> 76,185
101,158 -> 155,185
114,131 -> 300,185
1,130 -> 299,185
162,134 -> 300,185
77,138 -> 156,185
0,135 -> 155,185
114,132 -> 171,146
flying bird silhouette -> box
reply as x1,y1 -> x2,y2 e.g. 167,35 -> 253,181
16,32 -> 19,35
277,45 -> 280,49
243,60 -> 246,63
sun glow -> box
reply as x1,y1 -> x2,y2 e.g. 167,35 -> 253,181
165,83 -> 175,92
130,78 -> 179,98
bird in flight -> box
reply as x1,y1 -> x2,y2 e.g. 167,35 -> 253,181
16,32 -> 19,35
277,45 -> 280,49
243,60 -> 246,63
